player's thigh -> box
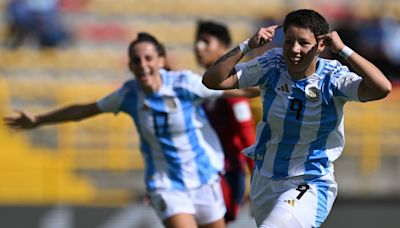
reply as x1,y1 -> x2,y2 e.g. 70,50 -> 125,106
148,189 -> 196,224
199,217 -> 225,228
163,213 -> 197,228
191,180 -> 226,226
259,206 -> 303,228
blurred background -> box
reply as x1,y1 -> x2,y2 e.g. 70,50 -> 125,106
0,0 -> 399,227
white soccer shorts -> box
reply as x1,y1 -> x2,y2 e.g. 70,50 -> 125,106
148,179 -> 226,225
250,170 -> 337,228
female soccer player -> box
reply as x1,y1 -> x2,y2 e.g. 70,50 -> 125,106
202,9 -> 391,228
4,32 -> 257,228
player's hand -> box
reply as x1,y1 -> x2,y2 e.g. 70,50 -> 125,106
3,109 -> 38,130
248,24 -> 281,49
317,31 -> 346,54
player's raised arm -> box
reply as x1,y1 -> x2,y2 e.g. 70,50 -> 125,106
202,25 -> 280,90
318,31 -> 392,102
222,86 -> 260,98
3,102 -> 101,130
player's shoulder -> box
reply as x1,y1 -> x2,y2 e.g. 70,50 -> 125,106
162,69 -> 202,87
320,58 -> 342,69
318,58 -> 351,79
121,79 -> 138,91
168,69 -> 200,79
260,48 -> 284,60
258,47 -> 286,70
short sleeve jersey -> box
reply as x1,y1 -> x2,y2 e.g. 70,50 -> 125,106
235,48 -> 362,179
97,69 -> 224,191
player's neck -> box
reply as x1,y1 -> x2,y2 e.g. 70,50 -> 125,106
288,60 -> 319,81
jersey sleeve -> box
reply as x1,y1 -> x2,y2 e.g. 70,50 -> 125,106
232,99 -> 253,123
334,69 -> 363,102
228,98 -> 256,172
235,48 -> 282,89
185,71 -> 224,99
235,56 -> 263,88
96,87 -> 125,114
231,99 -> 256,146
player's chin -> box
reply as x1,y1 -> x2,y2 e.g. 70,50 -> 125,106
139,80 -> 153,90
288,59 -> 306,70
199,59 -> 213,68
195,56 -> 205,65
137,74 -> 152,84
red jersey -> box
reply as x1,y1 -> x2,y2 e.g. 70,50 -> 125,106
204,97 -> 255,173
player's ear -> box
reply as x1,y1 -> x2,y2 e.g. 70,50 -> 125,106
316,37 -> 326,55
158,56 -> 166,68
128,60 -> 135,72
315,38 -> 326,56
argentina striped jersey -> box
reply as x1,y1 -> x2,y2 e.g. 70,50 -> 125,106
97,69 -> 224,191
236,48 -> 362,179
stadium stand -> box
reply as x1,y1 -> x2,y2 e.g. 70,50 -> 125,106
1,48 -> 126,71
85,0 -> 285,18
0,77 -> 144,205
0,77 -> 95,205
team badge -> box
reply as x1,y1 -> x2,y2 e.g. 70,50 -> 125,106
165,97 -> 176,109
165,97 -> 177,112
305,84 -> 320,102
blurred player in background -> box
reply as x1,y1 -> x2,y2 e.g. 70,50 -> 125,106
203,9 -> 391,228
4,32 -> 259,228
4,0 -> 70,49
194,20 -> 256,223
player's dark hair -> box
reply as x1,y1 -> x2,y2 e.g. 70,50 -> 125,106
196,20 -> 231,47
283,9 -> 329,37
128,32 -> 171,70
128,32 -> 166,59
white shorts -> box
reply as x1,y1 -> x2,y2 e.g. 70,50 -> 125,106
250,170 -> 337,228
148,179 -> 226,225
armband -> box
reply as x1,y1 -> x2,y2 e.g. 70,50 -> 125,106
339,46 -> 354,60
239,39 -> 251,55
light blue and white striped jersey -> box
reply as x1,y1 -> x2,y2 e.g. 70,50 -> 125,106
97,69 -> 224,191
236,48 -> 362,179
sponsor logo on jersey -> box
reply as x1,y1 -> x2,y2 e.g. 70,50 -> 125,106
276,83 -> 290,93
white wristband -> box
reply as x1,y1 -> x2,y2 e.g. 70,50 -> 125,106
339,46 -> 354,60
239,39 -> 251,55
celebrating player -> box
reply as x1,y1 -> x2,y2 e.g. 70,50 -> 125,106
4,32 -> 258,228
202,9 -> 391,227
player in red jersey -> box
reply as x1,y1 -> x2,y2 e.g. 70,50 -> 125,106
194,20 -> 256,222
